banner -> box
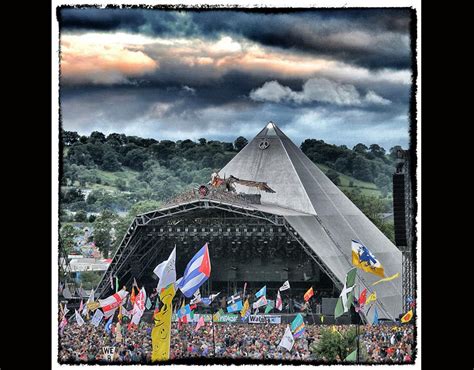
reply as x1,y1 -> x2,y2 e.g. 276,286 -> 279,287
217,314 -> 239,323
249,315 -> 281,324
151,284 -> 176,362
102,347 -> 115,361
91,309 -> 104,327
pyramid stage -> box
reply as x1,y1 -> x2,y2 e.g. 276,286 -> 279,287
96,122 -> 403,322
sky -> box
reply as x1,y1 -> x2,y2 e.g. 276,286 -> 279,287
58,7 -> 414,150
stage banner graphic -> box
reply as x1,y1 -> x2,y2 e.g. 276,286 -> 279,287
249,315 -> 282,324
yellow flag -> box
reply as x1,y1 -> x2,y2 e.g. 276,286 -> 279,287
151,284 -> 176,362
240,299 -> 249,317
372,272 -> 400,286
401,309 -> 413,323
366,291 -> 377,304
86,301 -> 100,311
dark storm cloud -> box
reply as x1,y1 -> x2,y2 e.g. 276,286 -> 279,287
59,7 -> 412,70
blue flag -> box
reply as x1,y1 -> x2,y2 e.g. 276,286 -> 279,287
291,313 -> 304,332
372,307 -> 379,325
105,315 -> 113,333
255,286 -> 266,298
227,300 -> 243,313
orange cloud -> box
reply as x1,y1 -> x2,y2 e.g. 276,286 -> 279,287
61,34 -> 157,84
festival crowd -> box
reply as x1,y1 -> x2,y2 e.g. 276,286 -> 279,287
58,318 -> 414,363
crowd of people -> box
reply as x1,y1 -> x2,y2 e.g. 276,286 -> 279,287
58,315 -> 415,364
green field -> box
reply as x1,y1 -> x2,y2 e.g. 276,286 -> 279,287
316,164 -> 383,198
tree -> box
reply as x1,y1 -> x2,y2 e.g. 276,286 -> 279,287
61,188 -> 84,204
93,211 -> 118,258
198,138 -> 207,146
88,214 -> 97,223
60,224 -> 79,255
123,148 -> 149,171
326,169 -> 341,185
74,210 -> 88,222
352,156 -> 373,182
79,271 -> 102,290
89,131 -> 106,144
310,326 -> 360,361
115,178 -> 127,191
234,136 -> 248,152
62,131 -> 80,146
369,144 -> 386,158
101,148 -> 122,171
389,145 -> 403,161
353,143 -> 368,155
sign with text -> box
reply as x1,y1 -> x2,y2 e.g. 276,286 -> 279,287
248,315 -> 281,324
102,346 -> 115,361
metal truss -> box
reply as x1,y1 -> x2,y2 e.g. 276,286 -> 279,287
402,250 -> 415,312
96,199 -> 340,299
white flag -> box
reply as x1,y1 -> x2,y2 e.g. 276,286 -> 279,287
279,325 -> 295,351
153,247 -> 176,292
91,309 -> 104,327
75,309 -> 85,326
279,280 -> 290,291
82,289 -> 94,316
131,287 -> 147,325
227,294 -> 241,305
191,289 -> 202,305
252,296 -> 268,309
63,303 -> 70,316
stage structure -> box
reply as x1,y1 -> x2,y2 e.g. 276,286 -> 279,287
96,122 -> 403,322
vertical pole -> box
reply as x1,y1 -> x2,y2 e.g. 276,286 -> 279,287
212,320 -> 216,357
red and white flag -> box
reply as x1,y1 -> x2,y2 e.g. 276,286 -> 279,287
99,289 -> 129,314
79,300 -> 84,313
276,290 -> 283,311
131,287 -> 147,325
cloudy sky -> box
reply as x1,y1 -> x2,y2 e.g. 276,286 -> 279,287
58,7 -> 414,150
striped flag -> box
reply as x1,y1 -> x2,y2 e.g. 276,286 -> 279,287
255,286 -> 266,298
227,294 -> 241,305
176,243 -> 211,298
304,287 -> 314,302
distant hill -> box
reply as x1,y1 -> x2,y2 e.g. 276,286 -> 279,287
60,130 -> 401,243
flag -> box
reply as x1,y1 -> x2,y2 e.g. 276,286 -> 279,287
130,287 -> 137,305
105,314 -> 113,333
110,274 -> 114,289
243,282 -> 247,297
91,309 -> 104,327
176,243 -> 211,297
358,288 -> 367,306
252,296 -> 268,309
191,289 -> 202,305
82,289 -> 95,316
177,304 -> 191,319
372,307 -> 379,325
241,299 -> 250,317
227,300 -> 243,313
279,280 -> 290,291
264,300 -> 275,314
99,289 -> 129,315
63,303 -> 70,316
152,283 -> 176,361
59,316 -> 68,336
227,294 -> 241,305
345,349 -> 357,361
146,297 -> 152,310
320,315 -> 324,323
304,287 -> 314,302
133,278 -> 139,289
276,291 -> 283,311
291,313 -> 305,338
79,300 -> 83,313
351,240 -> 385,277
75,309 -> 84,326
278,325 -> 295,351
115,276 -> 119,292
373,272 -> 400,286
131,287 -> 147,325
153,247 -> 177,293
255,285 -> 266,298
202,292 -> 220,306
213,309 -> 224,322
334,268 -> 357,318
401,309 -> 413,323
194,316 -> 205,331
366,291 -> 377,305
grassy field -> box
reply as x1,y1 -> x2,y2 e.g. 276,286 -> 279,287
316,164 -> 383,198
